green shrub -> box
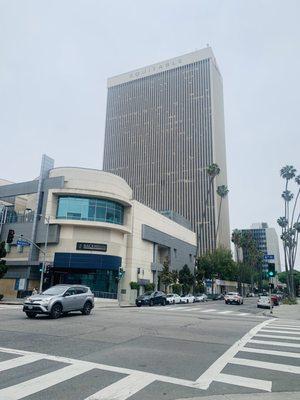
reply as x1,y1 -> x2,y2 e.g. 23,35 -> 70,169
172,283 -> 182,295
144,283 -> 155,292
283,297 -> 298,305
130,282 -> 139,290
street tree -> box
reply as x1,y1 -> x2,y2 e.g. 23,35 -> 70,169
278,165 -> 300,298
160,262 -> 173,293
215,185 -> 229,243
278,271 -> 300,296
178,265 -> 195,294
199,163 -> 220,254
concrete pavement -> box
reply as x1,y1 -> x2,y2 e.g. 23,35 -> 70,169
0,298 -> 300,399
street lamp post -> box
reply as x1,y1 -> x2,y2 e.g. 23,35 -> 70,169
19,214 -> 50,293
18,234 -> 46,293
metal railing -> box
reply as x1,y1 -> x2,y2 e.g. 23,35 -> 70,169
92,291 -> 117,299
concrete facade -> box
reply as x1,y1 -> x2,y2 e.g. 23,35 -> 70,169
0,160 -> 196,302
103,47 -> 230,255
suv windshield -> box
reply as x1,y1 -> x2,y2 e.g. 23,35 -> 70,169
42,286 -> 68,296
143,292 -> 152,296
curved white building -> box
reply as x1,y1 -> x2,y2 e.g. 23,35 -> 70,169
0,157 -> 197,301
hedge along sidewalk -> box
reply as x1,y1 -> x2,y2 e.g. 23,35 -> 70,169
263,301 -> 300,320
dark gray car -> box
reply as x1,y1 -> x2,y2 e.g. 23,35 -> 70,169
23,284 -> 94,319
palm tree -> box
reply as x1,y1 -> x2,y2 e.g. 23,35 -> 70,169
231,229 -> 243,263
198,163 -> 220,255
278,165 -> 300,298
215,185 -> 229,244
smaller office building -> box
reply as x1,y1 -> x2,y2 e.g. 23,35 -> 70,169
0,156 -> 197,302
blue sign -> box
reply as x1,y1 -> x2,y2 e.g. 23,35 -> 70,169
263,254 -> 274,260
16,240 -> 30,247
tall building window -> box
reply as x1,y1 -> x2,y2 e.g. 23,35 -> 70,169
56,196 -> 124,225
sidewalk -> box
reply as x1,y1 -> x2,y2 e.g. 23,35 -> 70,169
262,301 -> 300,320
176,391 -> 300,400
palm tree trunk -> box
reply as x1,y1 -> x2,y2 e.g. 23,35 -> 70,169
215,197 -> 223,247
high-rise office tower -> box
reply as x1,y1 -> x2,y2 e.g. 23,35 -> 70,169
103,47 -> 230,254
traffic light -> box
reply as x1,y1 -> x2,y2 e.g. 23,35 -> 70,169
267,263 -> 276,277
6,229 -> 15,244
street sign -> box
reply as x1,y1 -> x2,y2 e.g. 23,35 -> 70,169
16,240 -> 30,247
263,254 -> 274,260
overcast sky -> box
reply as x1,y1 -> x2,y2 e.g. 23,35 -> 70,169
1,0 -> 300,267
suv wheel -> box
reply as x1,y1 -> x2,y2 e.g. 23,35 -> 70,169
161,299 -> 166,306
149,299 -> 154,307
26,312 -> 37,319
50,303 -> 62,319
82,301 -> 92,315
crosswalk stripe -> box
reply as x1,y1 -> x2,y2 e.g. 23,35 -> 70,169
261,329 -> 300,335
230,357 -> 300,374
240,346 -> 300,358
0,362 -> 93,399
269,324 -> 300,330
200,309 -> 217,313
256,333 -> 300,341
249,339 -> 300,348
195,319 -> 272,390
0,354 -> 42,372
215,373 -> 272,391
84,372 -> 155,400
218,311 -> 234,314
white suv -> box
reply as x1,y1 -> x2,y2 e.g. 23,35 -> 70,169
224,292 -> 243,305
23,285 -> 94,319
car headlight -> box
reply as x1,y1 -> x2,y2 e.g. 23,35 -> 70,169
40,300 -> 50,305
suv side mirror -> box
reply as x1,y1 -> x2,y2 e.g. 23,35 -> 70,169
64,292 -> 70,297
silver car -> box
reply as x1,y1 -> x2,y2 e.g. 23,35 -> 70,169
23,284 -> 94,319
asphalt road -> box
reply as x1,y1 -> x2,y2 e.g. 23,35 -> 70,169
0,298 -> 299,400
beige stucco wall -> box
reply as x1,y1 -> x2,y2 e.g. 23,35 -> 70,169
2,167 -> 197,302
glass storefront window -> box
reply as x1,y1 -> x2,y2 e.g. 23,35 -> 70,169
56,196 -> 124,225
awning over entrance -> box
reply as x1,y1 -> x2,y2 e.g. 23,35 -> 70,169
53,252 -> 121,270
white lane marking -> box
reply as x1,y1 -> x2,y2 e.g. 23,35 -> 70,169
0,363 -> 93,400
85,372 -> 155,400
0,305 -> 21,310
218,311 -> 234,314
231,357 -> 300,374
194,319 -> 273,390
256,333 -> 300,341
249,339 -> 300,348
174,307 -> 197,312
200,309 -> 217,313
261,329 -> 300,335
269,324 -> 300,330
235,313 -> 249,316
215,373 -> 272,391
0,354 -> 42,372
240,346 -> 300,358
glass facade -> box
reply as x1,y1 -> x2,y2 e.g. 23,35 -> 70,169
56,196 -> 124,225
53,269 -> 118,298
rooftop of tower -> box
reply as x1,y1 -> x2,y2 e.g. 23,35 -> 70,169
107,46 -> 220,88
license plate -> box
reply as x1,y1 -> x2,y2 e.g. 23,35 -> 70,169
28,305 -> 33,310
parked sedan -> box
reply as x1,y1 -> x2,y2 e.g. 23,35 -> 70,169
166,293 -> 181,304
224,292 -> 243,305
180,294 -> 195,304
136,291 -> 167,307
195,293 -> 208,302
